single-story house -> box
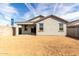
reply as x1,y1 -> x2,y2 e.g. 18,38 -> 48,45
15,15 -> 68,36
67,20 -> 79,38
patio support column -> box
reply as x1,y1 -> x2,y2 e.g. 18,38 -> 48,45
16,25 -> 19,36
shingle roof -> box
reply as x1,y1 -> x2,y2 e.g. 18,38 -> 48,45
34,15 -> 68,23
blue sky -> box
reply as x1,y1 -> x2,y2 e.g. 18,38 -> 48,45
10,3 -> 29,16
1,3 -> 79,25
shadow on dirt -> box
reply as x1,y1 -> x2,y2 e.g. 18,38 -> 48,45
66,35 -> 79,40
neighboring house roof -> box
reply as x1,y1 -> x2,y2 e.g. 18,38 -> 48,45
67,20 -> 79,27
16,15 -> 68,25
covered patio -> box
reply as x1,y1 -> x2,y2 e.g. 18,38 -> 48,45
16,23 -> 36,35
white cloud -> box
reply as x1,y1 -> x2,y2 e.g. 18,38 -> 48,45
59,11 -> 79,21
54,3 -> 79,15
22,12 -> 34,21
35,3 -> 55,16
40,10 -> 52,16
23,3 -> 51,20
25,3 -> 38,16
0,4 -> 17,14
0,3 -> 19,25
0,14 -> 9,25
23,3 -> 79,22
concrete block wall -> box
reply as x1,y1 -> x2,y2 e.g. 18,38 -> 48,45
0,25 -> 13,36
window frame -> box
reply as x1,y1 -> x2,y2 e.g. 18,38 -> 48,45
59,23 -> 64,32
39,23 -> 44,32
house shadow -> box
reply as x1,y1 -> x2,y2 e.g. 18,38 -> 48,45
19,33 -> 36,36
66,35 -> 79,40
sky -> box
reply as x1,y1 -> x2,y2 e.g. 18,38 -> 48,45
1,3 -> 79,25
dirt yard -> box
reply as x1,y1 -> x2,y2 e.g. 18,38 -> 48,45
0,35 -> 79,56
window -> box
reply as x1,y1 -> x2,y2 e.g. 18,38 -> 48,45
59,23 -> 64,31
24,25 -> 27,31
39,23 -> 44,31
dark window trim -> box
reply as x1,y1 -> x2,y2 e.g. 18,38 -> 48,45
39,23 -> 44,32
59,23 -> 64,32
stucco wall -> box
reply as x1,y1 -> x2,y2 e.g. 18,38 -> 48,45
36,18 -> 67,35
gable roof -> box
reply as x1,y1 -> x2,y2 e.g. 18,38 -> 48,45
34,15 -> 68,23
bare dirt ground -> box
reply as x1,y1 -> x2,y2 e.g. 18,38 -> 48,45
0,35 -> 79,56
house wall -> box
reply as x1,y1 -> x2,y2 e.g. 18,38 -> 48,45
36,18 -> 67,35
67,27 -> 79,38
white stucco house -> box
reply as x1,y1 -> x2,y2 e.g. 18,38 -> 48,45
15,15 -> 68,36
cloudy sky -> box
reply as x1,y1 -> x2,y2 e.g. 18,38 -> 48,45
1,3 -> 79,25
